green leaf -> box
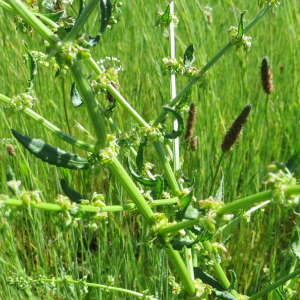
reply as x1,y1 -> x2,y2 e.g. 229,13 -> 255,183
88,0 -> 112,47
226,270 -> 237,292
222,234 -> 233,245
127,156 -> 157,187
213,291 -> 239,300
176,87 -> 193,110
286,130 -> 300,173
183,43 -> 195,68
171,236 -> 198,251
11,129 -> 89,170
163,106 -> 185,139
60,179 -> 84,204
162,4 -> 170,21
23,41 -> 38,91
236,11 -> 247,39
77,0 -> 86,20
6,166 -> 16,182
70,83 -> 84,108
184,205 -> 200,219
291,229 -> 300,259
193,267 -> 225,291
42,10 -> 64,22
150,176 -> 164,200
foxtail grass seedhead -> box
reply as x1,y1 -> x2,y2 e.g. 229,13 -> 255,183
190,136 -> 198,151
221,104 -> 251,152
185,102 -> 197,140
7,144 -> 16,156
261,57 -> 274,94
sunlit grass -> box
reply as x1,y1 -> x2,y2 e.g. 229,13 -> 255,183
0,1 -> 299,299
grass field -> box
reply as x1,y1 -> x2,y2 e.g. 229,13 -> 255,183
0,1 -> 299,299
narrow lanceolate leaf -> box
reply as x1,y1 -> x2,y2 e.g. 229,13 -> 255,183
11,129 -> 89,170
77,0 -> 86,20
163,106 -> 185,139
176,87 -> 193,110
236,11 -> 247,39
6,167 -> 16,182
291,229 -> 300,259
183,43 -> 195,68
88,0 -> 112,47
213,290 -> 238,300
162,4 -> 170,21
42,10 -> 64,22
150,175 -> 164,200
23,41 -> 37,91
60,179 -> 84,204
268,281 -> 286,300
193,267 -> 225,291
127,156 -> 157,187
71,82 -> 84,108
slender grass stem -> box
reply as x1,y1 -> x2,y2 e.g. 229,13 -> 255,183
208,152 -> 225,197
0,93 -> 95,153
38,278 -> 159,299
5,0 -> 59,44
248,268 -> 300,300
64,0 -> 100,43
152,3 -> 273,127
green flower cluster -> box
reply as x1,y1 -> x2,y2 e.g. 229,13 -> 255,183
227,26 -> 252,53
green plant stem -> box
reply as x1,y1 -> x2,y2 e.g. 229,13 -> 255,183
107,158 -> 155,226
87,58 -> 180,194
217,185 -> 300,216
152,3 -> 273,127
68,61 -> 107,150
166,245 -> 196,296
87,58 -> 149,127
37,278 -> 158,299
5,0 -> 59,44
153,141 -> 180,195
248,268 -> 300,300
0,93 -> 95,153
0,197 -> 178,213
202,241 -> 239,298
158,218 -> 200,235
64,0 -> 100,43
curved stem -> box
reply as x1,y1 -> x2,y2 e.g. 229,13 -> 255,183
152,3 -> 273,127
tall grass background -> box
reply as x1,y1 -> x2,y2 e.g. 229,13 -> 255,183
0,0 -> 299,299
